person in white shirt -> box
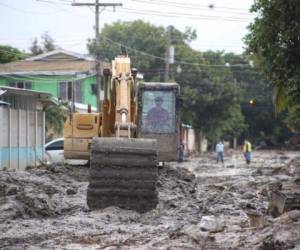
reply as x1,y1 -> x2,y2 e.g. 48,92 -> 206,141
215,141 -> 224,164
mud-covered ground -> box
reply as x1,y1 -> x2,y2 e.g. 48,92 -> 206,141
1,150 -> 300,250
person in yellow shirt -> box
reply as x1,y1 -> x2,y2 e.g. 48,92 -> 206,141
243,139 -> 252,164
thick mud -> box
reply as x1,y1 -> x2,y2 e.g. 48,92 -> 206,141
0,151 -> 300,249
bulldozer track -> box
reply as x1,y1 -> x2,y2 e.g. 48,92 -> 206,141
87,137 -> 158,213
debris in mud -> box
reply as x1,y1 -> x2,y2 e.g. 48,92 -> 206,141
66,188 -> 77,195
0,166 -> 88,222
278,209 -> 300,223
1,151 -> 300,249
258,234 -> 293,250
245,209 -> 265,228
199,215 -> 225,232
268,190 -> 300,217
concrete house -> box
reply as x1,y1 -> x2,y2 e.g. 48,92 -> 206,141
0,49 -> 101,108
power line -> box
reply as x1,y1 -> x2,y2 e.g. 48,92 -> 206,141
109,8 -> 252,22
0,38 -> 88,47
57,0 -> 73,2
121,7 -> 252,20
72,0 -> 122,108
130,0 -> 254,16
35,0 -> 90,17
131,0 -> 252,12
0,2 -> 60,15
36,0 -> 71,6
102,36 -> 252,67
1,73 -> 96,83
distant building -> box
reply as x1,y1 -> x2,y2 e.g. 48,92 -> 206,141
0,49 -> 107,108
0,86 -> 54,170
181,124 -> 207,155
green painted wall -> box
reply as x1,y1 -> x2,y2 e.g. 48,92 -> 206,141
0,75 -> 98,107
32,80 -> 58,97
0,77 -> 9,86
82,76 -> 97,107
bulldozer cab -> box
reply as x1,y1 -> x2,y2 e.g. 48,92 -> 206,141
137,82 -> 181,161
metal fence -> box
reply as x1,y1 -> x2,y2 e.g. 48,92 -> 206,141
0,105 -> 45,170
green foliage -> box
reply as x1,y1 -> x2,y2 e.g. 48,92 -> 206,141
0,45 -> 25,63
225,53 -> 289,145
88,20 -> 246,142
44,104 -> 67,141
87,20 -> 196,81
245,0 -> 300,130
177,50 -> 246,142
286,105 -> 300,131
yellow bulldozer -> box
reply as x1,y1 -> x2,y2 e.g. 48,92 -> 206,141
64,55 -> 181,212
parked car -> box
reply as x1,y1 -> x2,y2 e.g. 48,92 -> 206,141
45,138 -> 88,165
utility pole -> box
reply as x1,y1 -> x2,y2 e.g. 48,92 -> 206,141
164,45 -> 174,82
164,49 -> 170,82
72,1 -> 122,110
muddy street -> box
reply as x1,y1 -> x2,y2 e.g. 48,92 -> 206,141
1,150 -> 300,250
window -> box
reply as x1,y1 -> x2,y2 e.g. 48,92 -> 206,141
59,81 -> 82,102
91,84 -> 97,95
9,81 -> 32,89
141,90 -> 176,134
45,140 -> 64,151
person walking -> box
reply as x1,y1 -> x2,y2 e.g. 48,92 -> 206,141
243,139 -> 252,164
215,141 -> 224,164
178,143 -> 185,163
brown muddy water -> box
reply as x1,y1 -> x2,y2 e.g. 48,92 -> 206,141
0,150 -> 300,249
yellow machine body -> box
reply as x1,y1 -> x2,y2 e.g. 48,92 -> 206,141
64,55 -> 180,212
64,56 -> 137,159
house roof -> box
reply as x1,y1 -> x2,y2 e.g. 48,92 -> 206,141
0,60 -> 97,76
0,86 -> 57,105
0,49 -> 109,76
25,49 -> 94,62
0,86 -> 52,98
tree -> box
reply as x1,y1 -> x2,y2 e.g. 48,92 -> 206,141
93,20 -> 246,142
87,20 -> 196,81
224,53 -> 289,145
42,32 -> 56,52
30,38 -> 43,56
30,32 -> 56,56
177,51 -> 246,143
245,0 -> 300,130
0,45 -> 25,63
89,20 -> 247,144
44,103 -> 67,141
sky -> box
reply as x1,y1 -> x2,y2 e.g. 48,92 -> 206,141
0,0 -> 255,55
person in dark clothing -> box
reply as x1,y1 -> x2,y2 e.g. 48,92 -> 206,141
178,143 -> 185,162
146,96 -> 170,131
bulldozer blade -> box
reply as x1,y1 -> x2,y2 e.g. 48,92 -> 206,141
87,137 -> 158,213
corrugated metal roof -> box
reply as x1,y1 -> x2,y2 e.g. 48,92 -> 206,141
0,86 -> 51,98
0,100 -> 10,106
0,86 -> 57,105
